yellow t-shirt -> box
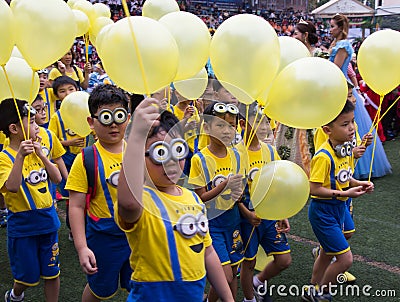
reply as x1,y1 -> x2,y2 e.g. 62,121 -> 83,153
48,111 -> 88,155
49,65 -> 84,84
189,146 -> 245,211
39,127 -> 65,160
0,132 -> 6,146
65,141 -> 122,220
310,141 -> 354,202
115,186 -> 212,282
173,105 -> 201,152
247,142 -> 280,183
39,88 -> 58,125
0,148 -> 53,212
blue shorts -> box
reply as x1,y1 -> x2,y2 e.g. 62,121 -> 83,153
127,278 -> 206,302
8,232 -> 60,286
210,224 -> 244,266
87,230 -> 132,299
308,200 -> 350,255
241,219 -> 290,260
343,198 -> 355,234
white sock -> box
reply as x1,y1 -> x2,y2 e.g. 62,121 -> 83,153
253,275 -> 263,288
10,289 -> 24,301
243,298 -> 256,302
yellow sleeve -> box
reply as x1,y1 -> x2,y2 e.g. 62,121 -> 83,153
49,68 -> 62,81
65,153 -> 88,193
309,154 -> 330,184
50,131 -> 66,159
0,152 -> 12,192
313,128 -> 328,151
48,113 -> 62,141
188,154 -> 206,187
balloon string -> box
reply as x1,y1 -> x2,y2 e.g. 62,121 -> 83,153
167,87 -> 171,112
27,69 -> 37,140
354,94 -> 398,169
367,94 -> 400,136
368,114 -> 379,182
243,105 -> 249,147
121,0 -> 150,97
246,106 -> 259,149
84,34 -> 89,63
1,65 -> 27,140
246,115 -> 265,149
242,225 -> 255,255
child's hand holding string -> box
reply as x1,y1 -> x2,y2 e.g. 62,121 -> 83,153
131,97 -> 161,138
362,133 -> 373,147
18,140 -> 35,157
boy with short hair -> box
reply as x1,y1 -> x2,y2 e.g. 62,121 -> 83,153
31,94 -> 68,185
37,69 -> 57,129
65,85 -> 132,301
0,98 -> 62,302
49,76 -> 90,239
116,99 -> 234,302
302,100 -> 374,302
189,101 -> 245,301
239,103 -> 291,302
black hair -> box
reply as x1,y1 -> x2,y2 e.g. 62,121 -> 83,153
52,76 -> 78,96
0,99 -> 29,137
212,79 -> 223,92
129,93 -> 145,113
327,100 -> 355,125
147,111 -> 183,139
296,20 -> 318,45
203,101 -> 218,123
32,94 -> 43,104
238,102 -> 259,121
88,85 -> 129,115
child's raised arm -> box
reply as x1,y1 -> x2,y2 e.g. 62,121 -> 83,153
118,98 -> 160,225
5,140 -> 34,193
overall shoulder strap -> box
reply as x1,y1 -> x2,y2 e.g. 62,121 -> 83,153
315,149 -> 336,190
197,152 -> 212,191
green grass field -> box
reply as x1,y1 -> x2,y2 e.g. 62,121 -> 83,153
1,140 -> 399,301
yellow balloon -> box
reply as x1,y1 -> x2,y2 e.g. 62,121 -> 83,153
210,14 -> 280,101
0,57 -> 40,104
91,3 -> 111,23
0,0 -> 14,66
251,160 -> 310,220
264,57 -> 347,129
59,91 -> 91,137
357,29 -> 400,96
89,17 -> 113,42
73,9 -> 90,37
95,23 -> 113,55
98,16 -> 179,94
12,0 -> 76,70
278,36 -> 311,73
255,247 -> 274,271
142,0 -> 180,20
11,46 -> 24,59
73,0 -> 94,21
174,68 -> 208,100
159,11 -> 211,81
257,84 -> 271,106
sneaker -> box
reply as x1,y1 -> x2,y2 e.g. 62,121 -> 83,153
0,213 -> 7,228
68,231 -> 74,242
311,246 -> 320,260
5,290 -> 24,302
343,271 -> 356,283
